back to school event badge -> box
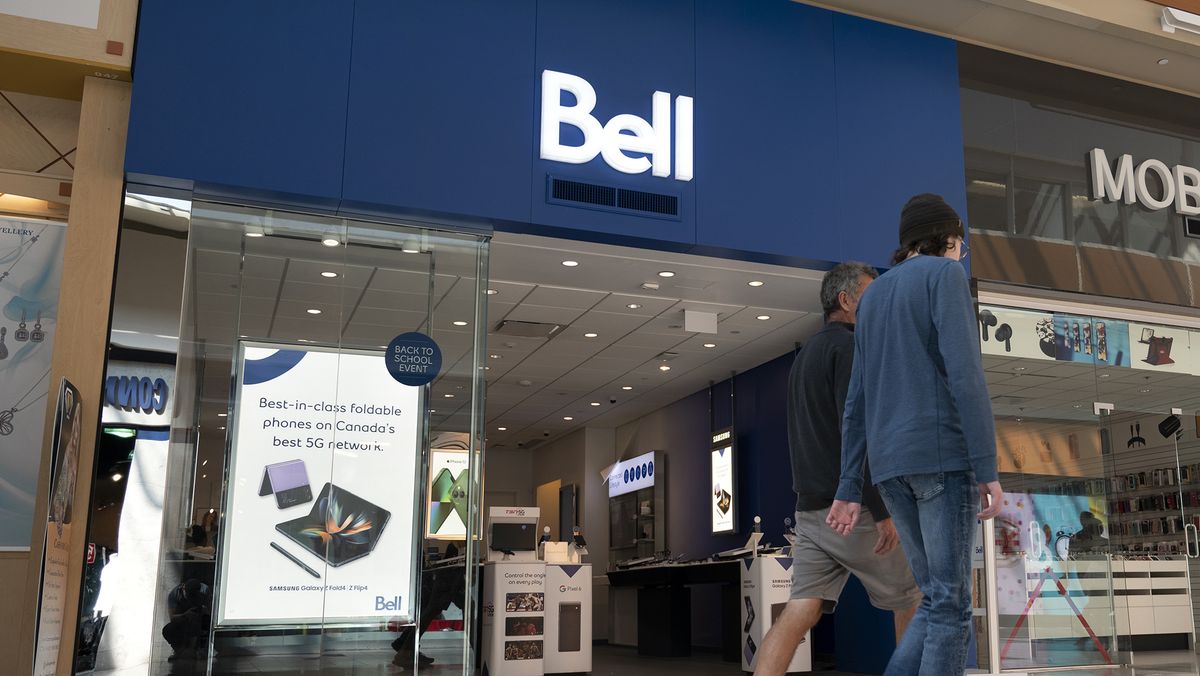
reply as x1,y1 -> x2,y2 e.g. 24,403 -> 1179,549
385,332 -> 442,386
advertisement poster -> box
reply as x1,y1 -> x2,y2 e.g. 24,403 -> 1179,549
0,219 -> 66,550
217,343 -> 421,626
992,491 -> 1105,614
33,379 -> 82,676
711,443 -> 734,534
1128,322 -> 1194,374
1054,314 -> 1129,367
427,448 -> 470,540
977,306 -> 1056,362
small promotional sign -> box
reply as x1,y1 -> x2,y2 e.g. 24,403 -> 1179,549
385,332 -> 442,386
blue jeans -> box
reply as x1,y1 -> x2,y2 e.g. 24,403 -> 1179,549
877,471 -> 976,676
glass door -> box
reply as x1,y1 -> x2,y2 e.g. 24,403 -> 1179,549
987,409 -> 1118,672
1102,406 -> 1197,674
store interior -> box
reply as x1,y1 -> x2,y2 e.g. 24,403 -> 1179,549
74,196 -> 1200,675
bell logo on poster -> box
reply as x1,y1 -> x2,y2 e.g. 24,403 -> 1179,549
1088,148 -> 1200,216
375,595 -> 403,611
540,70 -> 694,181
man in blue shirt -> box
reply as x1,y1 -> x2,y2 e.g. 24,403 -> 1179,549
828,193 -> 1003,675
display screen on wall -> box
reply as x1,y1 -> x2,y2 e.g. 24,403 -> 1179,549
607,451 -> 655,498
216,342 -> 421,626
427,448 -> 470,540
710,428 -> 735,534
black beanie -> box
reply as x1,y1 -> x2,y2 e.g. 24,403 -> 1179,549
898,193 -> 964,247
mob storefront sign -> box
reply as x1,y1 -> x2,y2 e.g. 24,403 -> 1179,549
1088,147 -> 1200,216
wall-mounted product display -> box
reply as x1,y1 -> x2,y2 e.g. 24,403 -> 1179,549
607,452 -> 665,563
0,218 -> 67,550
710,428 -> 735,534
216,343 -> 421,626
428,448 -> 470,539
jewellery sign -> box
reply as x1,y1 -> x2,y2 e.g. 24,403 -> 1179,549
0,218 -> 66,550
217,342 -> 421,626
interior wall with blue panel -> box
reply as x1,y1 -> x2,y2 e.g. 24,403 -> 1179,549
126,0 -> 967,270
616,352 -> 895,669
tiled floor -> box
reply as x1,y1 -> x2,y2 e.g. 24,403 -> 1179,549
110,643 -> 1200,675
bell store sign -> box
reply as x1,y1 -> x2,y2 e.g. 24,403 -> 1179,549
539,70 -> 694,181
1088,148 -> 1200,216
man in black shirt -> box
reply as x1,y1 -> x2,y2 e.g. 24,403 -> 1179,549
755,262 -> 921,676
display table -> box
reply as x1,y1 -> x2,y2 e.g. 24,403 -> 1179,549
741,557 -> 811,672
606,559 -> 740,662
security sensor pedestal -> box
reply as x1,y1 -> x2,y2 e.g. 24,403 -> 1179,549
742,556 -> 811,673
482,507 -> 548,676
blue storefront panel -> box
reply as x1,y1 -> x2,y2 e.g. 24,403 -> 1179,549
126,0 -> 967,269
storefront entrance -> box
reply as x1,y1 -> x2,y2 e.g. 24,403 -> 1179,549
977,296 -> 1200,673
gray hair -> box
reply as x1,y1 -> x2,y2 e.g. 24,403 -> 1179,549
820,262 -> 878,317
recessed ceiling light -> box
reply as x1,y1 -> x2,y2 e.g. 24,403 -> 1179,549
563,416 -> 573,421
621,385 -> 633,391
489,354 -> 501,359
659,364 -> 671,372
756,315 -> 771,321
1158,58 -> 1170,65
246,232 -> 264,238
486,289 -> 499,295
518,379 -> 533,387
657,271 -> 675,278
748,280 -> 764,287
1099,373 -> 1110,378
202,474 -> 207,479
218,426 -> 225,430
112,473 -> 124,482
217,413 -> 227,417
562,260 -> 579,267
321,271 -> 338,278
307,308 -> 322,315
444,394 -> 455,398
1140,387 -> 1152,393
322,238 -> 340,247
498,426 -> 507,431
1013,366 -> 1027,372
202,459 -> 208,466
402,247 -> 420,254
703,343 -> 717,348
591,402 -> 601,406
627,303 -> 642,309
453,321 -> 468,326
584,332 -> 598,338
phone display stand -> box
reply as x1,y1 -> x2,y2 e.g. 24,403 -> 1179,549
741,557 -> 811,672
545,563 -> 592,673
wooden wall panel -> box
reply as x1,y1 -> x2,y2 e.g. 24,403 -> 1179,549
15,76 -> 129,676
1079,247 -> 1192,307
971,231 -> 1081,291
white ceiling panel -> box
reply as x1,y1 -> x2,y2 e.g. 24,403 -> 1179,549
522,286 -> 608,309
504,304 -> 586,325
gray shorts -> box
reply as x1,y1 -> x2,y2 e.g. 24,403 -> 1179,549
789,508 -> 922,612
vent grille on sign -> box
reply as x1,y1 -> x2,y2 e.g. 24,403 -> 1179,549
547,176 -> 680,220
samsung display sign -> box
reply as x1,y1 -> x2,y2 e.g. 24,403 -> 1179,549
607,450 -> 656,497
1088,148 -> 1200,216
540,70 -> 693,181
